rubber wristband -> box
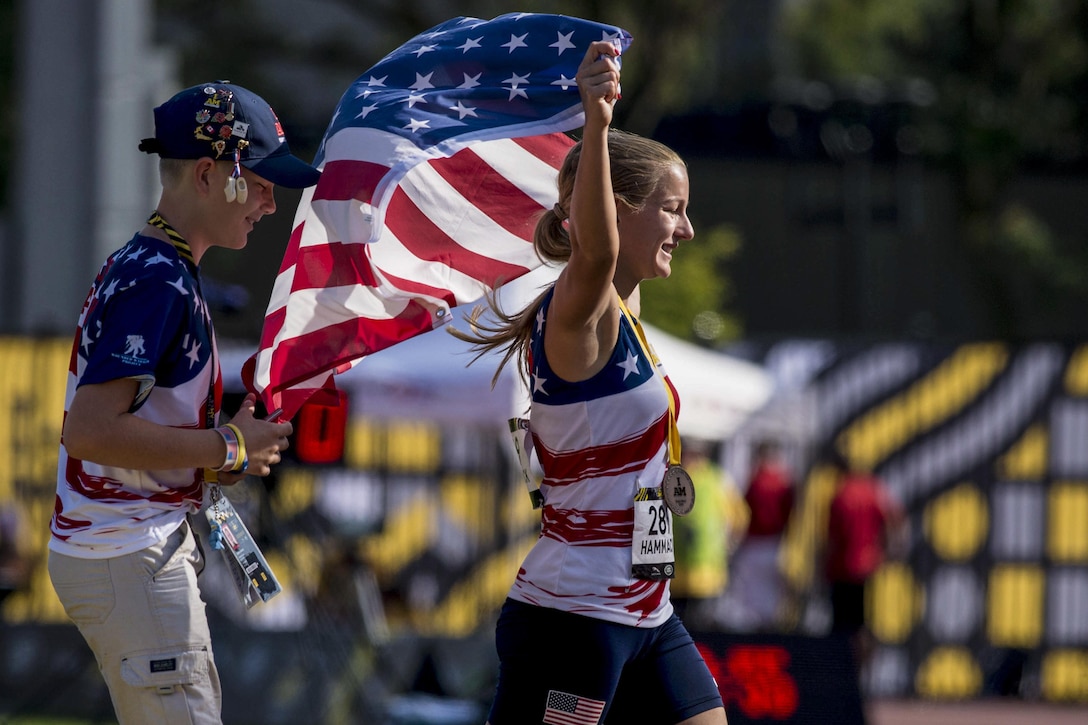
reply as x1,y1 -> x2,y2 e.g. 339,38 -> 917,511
213,426 -> 240,472
224,423 -> 249,474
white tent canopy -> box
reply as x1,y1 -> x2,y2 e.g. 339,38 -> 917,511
643,321 -> 773,440
322,309 -> 772,438
224,268 -> 774,440
334,304 -> 529,426
339,267 -> 773,438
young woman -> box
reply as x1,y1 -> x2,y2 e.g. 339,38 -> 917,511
462,40 -> 728,725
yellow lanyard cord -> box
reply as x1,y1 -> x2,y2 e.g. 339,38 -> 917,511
618,298 -> 682,467
148,211 -> 196,265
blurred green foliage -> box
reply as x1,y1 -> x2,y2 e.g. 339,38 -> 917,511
782,0 -> 1088,336
151,0 -> 742,343
640,223 -> 742,345
9,1 -> 1088,338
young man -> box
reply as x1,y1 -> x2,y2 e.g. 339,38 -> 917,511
47,82 -> 319,724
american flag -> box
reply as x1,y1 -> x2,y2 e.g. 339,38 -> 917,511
543,689 -> 607,725
245,13 -> 632,420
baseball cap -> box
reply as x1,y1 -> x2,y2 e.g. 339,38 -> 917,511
139,81 -> 321,189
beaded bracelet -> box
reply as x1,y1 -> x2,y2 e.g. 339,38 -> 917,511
224,423 -> 249,474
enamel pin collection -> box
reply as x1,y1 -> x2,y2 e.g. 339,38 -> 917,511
192,85 -> 251,204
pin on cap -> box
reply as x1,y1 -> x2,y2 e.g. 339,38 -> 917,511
139,81 -> 320,189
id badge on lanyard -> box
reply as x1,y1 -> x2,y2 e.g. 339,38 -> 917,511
632,486 -> 674,580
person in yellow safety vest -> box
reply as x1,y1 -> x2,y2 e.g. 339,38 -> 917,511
671,438 -> 750,632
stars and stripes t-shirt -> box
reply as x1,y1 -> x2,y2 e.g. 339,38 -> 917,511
507,290 -> 676,627
50,234 -> 218,558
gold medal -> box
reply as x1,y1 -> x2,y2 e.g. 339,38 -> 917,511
661,464 -> 695,516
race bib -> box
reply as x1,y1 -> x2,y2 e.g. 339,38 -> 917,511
632,487 -> 675,580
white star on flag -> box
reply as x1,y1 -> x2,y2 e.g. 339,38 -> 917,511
457,37 -> 482,53
550,31 -> 576,54
502,33 -> 528,52
450,101 -> 478,119
409,72 -> 435,91
459,72 -> 482,89
243,12 -> 632,420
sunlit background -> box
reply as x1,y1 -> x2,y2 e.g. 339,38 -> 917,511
2,1 -> 1088,724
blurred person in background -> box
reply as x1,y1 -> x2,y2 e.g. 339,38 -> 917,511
726,438 -> 795,630
671,438 -> 749,632
0,499 -> 31,606
825,448 -> 906,666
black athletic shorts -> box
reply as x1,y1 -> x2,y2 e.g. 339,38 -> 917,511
487,598 -> 724,724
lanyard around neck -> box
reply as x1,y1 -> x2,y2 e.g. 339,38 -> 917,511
148,211 -> 195,265
618,298 -> 682,467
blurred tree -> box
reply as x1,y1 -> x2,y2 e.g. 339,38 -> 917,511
151,0 -> 742,343
155,0 -> 728,142
782,0 -> 1088,337
640,223 -> 743,345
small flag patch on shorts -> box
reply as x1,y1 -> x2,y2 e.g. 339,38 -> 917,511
543,689 -> 606,725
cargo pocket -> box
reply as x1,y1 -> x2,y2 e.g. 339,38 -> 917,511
120,646 -> 210,694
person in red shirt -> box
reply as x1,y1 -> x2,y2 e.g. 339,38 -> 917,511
825,450 -> 905,660
745,440 -> 795,539
726,440 -> 796,630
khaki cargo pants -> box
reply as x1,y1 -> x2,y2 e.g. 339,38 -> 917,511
48,520 -> 222,724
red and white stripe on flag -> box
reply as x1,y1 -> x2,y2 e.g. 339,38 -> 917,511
543,689 -> 607,725
245,128 -> 574,421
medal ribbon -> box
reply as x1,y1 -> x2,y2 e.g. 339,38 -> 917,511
618,298 -> 682,467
